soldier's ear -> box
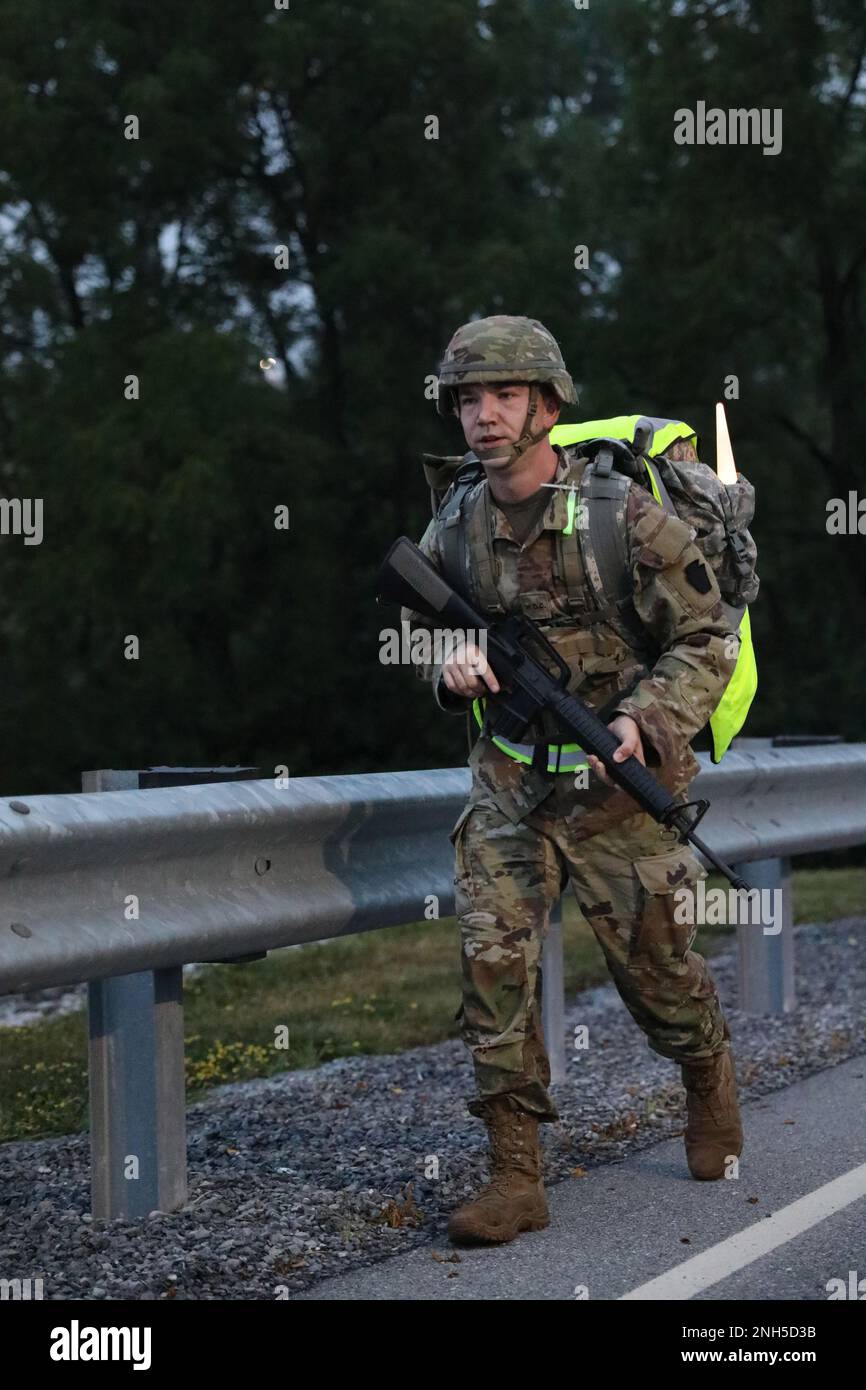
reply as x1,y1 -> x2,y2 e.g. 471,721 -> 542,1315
541,387 -> 561,422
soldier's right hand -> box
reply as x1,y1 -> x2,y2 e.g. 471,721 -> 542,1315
441,642 -> 501,699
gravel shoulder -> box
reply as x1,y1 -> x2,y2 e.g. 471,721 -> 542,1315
1,919 -> 864,1301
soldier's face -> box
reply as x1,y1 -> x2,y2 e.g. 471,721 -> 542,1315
458,383 -> 558,464
457,383 -> 539,463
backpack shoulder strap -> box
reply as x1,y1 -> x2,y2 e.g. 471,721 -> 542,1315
551,452 -> 587,614
579,455 -> 631,610
435,458 -> 506,613
576,452 -> 653,650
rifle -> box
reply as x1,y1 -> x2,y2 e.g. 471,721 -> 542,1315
376,535 -> 751,892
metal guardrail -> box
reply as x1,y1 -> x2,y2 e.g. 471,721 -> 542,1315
0,768 -> 465,993
1,743 -> 864,1219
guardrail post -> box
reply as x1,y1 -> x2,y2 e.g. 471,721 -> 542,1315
727,735 -> 840,1016
542,898 -> 566,1085
83,765 -> 259,1220
88,964 -> 186,1219
732,855 -> 795,1015
83,770 -> 187,1219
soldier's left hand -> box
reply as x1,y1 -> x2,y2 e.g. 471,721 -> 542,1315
587,715 -> 645,786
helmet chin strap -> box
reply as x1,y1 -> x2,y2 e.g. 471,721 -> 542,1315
474,384 -> 551,466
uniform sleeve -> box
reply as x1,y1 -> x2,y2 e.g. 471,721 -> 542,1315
398,518 -> 468,715
608,491 -> 740,769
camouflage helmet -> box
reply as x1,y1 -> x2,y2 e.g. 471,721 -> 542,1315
436,314 -> 577,419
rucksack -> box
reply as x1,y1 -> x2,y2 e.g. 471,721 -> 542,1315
550,416 -> 758,634
421,414 -> 759,760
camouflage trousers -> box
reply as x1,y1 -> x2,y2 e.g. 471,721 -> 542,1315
451,791 -> 728,1124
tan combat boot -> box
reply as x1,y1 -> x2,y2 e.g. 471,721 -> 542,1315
448,1097 -> 550,1245
681,1028 -> 744,1180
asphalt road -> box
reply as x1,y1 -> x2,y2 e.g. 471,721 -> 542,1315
295,1054 -> 866,1301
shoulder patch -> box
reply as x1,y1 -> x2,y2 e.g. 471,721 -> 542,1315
684,558 -> 712,594
631,507 -> 695,569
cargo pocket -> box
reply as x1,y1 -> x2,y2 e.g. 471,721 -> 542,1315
448,808 -> 475,1025
630,843 -> 707,963
450,802 -> 483,916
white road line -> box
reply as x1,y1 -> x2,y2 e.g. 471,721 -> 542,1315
620,1162 -> 866,1300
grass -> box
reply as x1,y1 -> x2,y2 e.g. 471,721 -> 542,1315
1,867 -> 863,1144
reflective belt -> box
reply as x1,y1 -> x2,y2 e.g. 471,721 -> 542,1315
472,698 -> 589,774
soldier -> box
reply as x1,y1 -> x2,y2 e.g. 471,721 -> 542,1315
402,315 -> 744,1246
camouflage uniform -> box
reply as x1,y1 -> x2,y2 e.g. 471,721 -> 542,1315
404,320 -> 740,1127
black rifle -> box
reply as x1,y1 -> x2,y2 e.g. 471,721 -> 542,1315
377,535 -> 750,892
